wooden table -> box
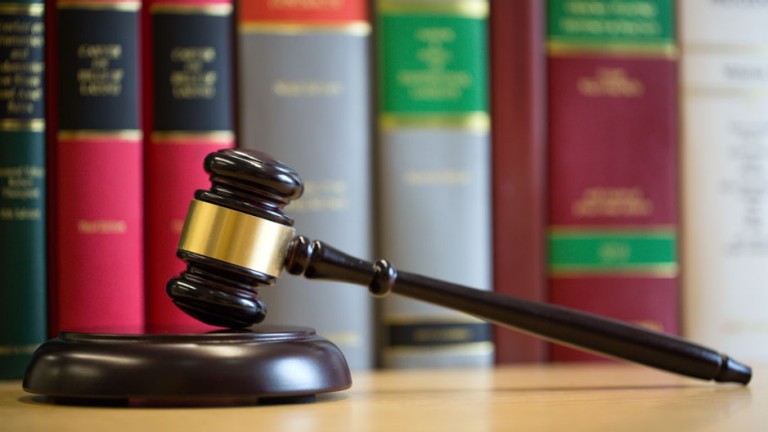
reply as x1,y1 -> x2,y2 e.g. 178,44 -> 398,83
1,363 -> 763,431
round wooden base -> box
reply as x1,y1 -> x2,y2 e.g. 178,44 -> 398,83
23,325 -> 351,406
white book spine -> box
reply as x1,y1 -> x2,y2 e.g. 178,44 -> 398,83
680,0 -> 768,361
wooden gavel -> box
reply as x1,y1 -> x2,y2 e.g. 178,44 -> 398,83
167,148 -> 752,385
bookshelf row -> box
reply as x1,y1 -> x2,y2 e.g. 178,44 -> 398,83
3,0 -> 768,380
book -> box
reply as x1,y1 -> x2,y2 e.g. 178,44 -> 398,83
680,2 -> 768,361
546,0 -> 679,361
143,0 -> 234,331
489,0 -> 547,364
48,0 -> 143,334
0,0 -> 46,379
236,0 -> 374,369
375,0 -> 493,368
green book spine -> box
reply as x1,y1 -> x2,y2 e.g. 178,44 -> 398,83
0,0 -> 46,379
376,0 -> 493,368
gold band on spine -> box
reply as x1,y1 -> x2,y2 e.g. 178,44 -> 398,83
0,119 -> 45,132
151,130 -> 235,143
239,21 -> 371,36
178,199 -> 295,277
0,3 -> 44,15
57,130 -> 143,141
150,3 -> 232,15
57,1 -> 141,12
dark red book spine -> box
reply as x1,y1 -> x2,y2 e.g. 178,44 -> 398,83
546,0 -> 679,361
143,0 -> 234,330
490,0 -> 548,363
50,0 -> 144,333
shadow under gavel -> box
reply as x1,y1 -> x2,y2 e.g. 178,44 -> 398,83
167,148 -> 751,385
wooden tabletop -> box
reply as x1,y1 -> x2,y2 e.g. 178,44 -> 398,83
1,363 -> 763,431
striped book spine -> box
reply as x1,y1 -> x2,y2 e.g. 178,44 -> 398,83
546,0 -> 679,361
236,0 -> 374,369
49,0 -> 143,333
0,0 -> 46,378
143,0 -> 234,331
375,0 -> 493,368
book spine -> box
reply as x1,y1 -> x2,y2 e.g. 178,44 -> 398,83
489,0 -> 547,363
680,2 -> 768,361
0,0 -> 46,378
236,0 -> 373,369
50,0 -> 143,333
546,0 -> 679,361
143,0 -> 234,331
375,0 -> 493,368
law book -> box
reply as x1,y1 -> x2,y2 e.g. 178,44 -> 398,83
489,0 -> 547,364
0,0 -> 46,379
375,0 -> 493,368
546,0 -> 679,361
236,0 -> 374,369
48,0 -> 143,334
680,2 -> 768,362
143,0 -> 234,331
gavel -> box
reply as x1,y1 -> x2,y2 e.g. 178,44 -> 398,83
167,148 -> 752,385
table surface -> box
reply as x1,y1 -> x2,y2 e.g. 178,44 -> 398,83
1,362 -> 764,432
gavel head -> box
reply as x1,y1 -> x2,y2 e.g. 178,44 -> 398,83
166,149 -> 303,328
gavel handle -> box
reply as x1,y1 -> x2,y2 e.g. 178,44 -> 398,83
284,237 -> 752,385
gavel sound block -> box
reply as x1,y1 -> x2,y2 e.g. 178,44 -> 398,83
23,149 -> 752,405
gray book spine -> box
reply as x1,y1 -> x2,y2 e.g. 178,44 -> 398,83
375,0 -> 493,368
238,22 -> 373,369
378,130 -> 493,368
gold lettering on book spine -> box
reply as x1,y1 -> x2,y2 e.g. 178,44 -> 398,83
169,46 -> 218,100
0,165 -> 44,221
77,219 -> 128,234
289,180 -> 349,213
0,5 -> 44,117
272,80 -> 343,97
578,68 -> 645,97
572,187 -> 654,218
76,43 -> 125,97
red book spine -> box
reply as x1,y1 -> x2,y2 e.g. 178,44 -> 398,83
143,0 -> 234,330
239,0 -> 365,22
546,1 -> 679,361
490,0 -> 548,363
50,0 -> 144,333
